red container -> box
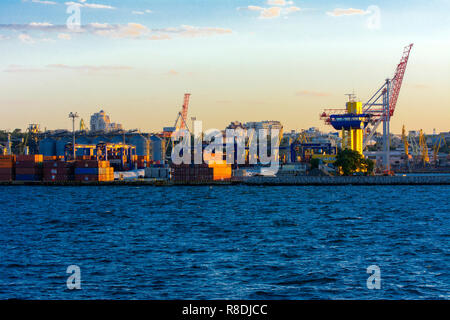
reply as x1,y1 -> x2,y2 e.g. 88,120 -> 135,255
75,160 -> 110,168
0,174 -> 14,181
43,161 -> 75,169
43,167 -> 74,176
16,155 -> 43,163
75,174 -> 114,182
0,168 -> 13,175
43,175 -> 74,182
15,160 -> 43,168
16,167 -> 43,175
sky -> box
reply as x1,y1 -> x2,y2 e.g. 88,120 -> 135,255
0,0 -> 449,134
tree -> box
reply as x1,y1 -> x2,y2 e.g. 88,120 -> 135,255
310,158 -> 320,170
334,149 -> 375,176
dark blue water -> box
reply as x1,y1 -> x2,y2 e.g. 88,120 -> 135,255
0,185 -> 448,300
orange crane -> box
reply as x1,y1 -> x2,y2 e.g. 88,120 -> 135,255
433,133 -> 447,165
179,93 -> 191,131
402,125 -> 409,157
419,129 -> 429,165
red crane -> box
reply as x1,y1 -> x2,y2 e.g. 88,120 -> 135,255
389,43 -> 413,117
179,93 -> 191,130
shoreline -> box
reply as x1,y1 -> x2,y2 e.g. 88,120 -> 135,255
1,175 -> 450,186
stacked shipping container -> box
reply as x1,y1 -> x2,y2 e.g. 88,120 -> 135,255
137,155 -> 150,169
171,164 -> 214,183
75,160 -> 114,182
43,161 -> 75,182
15,155 -> 43,181
0,155 -> 15,181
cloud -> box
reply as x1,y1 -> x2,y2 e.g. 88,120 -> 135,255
326,8 -> 369,17
148,34 -> 171,40
18,34 -> 35,44
239,3 -> 301,19
167,70 -> 179,76
296,90 -> 331,97
266,0 -> 294,6
29,22 -> 53,27
58,33 -> 71,40
0,22 -> 233,41
260,7 -> 282,18
47,64 -> 133,72
132,9 -> 152,15
65,1 -> 115,10
94,23 -> 149,38
31,0 -> 57,5
4,64 -> 45,72
160,25 -> 232,38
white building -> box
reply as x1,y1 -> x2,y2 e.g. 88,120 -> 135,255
90,110 -> 123,132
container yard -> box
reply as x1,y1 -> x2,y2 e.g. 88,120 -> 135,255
1,45 -> 450,186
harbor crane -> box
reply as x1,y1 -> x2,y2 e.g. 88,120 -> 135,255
321,43 -> 414,171
174,93 -> 191,131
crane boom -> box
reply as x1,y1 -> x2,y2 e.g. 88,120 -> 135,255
180,93 -> 191,130
389,43 -> 413,117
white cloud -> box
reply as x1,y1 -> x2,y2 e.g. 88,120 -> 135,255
18,34 -> 35,44
266,0 -> 294,6
58,33 -> 71,40
326,8 -> 369,17
132,9 -> 152,15
29,22 -> 53,27
239,3 -> 300,19
284,6 -> 301,14
88,22 -> 111,29
31,0 -> 57,5
64,1 -> 115,10
164,25 -> 233,37
95,23 -> 149,38
260,7 -> 282,18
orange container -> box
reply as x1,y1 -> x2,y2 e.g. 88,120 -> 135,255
16,154 -> 43,163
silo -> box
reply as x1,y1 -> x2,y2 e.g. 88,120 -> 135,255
150,135 -> 164,162
75,136 -> 92,156
91,136 -> 110,145
56,137 -> 71,156
110,135 -> 125,144
130,135 -> 149,157
39,137 -> 56,156
76,136 -> 91,145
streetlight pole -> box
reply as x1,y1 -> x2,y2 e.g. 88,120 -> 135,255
69,112 -> 79,160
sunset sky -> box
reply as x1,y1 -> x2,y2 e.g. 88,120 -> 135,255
0,0 -> 449,134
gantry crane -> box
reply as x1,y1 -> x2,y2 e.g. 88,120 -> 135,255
419,129 -> 429,165
401,125 -> 409,157
321,44 -> 414,171
175,93 -> 191,131
432,133 -> 446,165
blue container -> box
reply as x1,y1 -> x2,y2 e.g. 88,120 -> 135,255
75,168 -> 99,175
15,174 -> 40,181
329,114 -> 370,130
